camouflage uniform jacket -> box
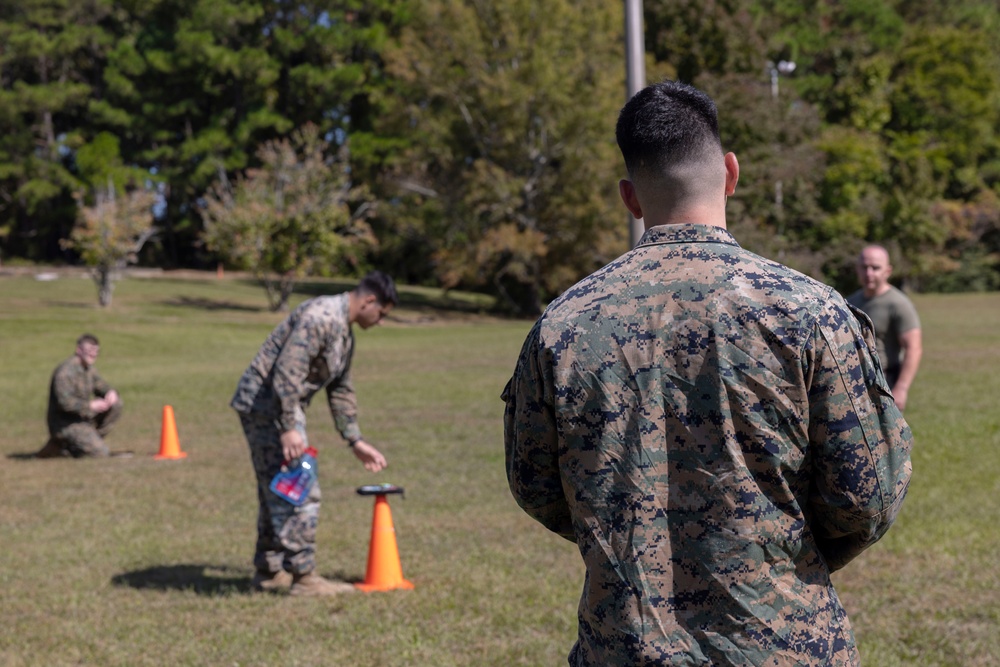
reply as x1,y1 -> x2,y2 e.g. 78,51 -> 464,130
231,294 -> 362,442
47,355 -> 113,433
503,224 -> 913,667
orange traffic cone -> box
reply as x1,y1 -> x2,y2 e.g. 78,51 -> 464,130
155,405 -> 187,460
356,494 -> 413,592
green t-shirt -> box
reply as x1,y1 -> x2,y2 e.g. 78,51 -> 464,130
847,285 -> 920,377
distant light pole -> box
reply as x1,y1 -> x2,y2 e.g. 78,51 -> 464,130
624,0 -> 645,248
767,60 -> 795,240
767,59 -> 796,100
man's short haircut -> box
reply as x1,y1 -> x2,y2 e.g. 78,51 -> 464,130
356,271 -> 398,307
615,80 -> 724,182
77,333 -> 100,347
859,243 -> 891,263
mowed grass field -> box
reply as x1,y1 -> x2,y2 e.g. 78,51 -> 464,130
1,271 -> 997,666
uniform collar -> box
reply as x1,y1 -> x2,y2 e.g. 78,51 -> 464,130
636,224 -> 741,248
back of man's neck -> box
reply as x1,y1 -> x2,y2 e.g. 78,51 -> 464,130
643,209 -> 728,230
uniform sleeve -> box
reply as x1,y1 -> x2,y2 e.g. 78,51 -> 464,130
91,370 -> 112,398
270,318 -> 326,433
327,371 -> 361,443
806,299 -> 913,571
51,362 -> 94,420
502,322 -> 575,542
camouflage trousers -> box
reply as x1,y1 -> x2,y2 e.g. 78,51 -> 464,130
45,400 -> 124,458
239,410 -> 321,577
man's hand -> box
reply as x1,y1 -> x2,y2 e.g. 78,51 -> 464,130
280,429 -> 306,462
892,385 -> 909,412
89,390 -> 120,414
351,439 -> 387,473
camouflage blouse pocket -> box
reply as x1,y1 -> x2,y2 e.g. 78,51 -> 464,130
847,303 -> 894,395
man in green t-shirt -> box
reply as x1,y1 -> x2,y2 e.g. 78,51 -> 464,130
847,244 -> 922,410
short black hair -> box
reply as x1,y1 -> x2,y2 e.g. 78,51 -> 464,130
615,81 -> 723,181
356,271 -> 398,307
77,333 -> 100,346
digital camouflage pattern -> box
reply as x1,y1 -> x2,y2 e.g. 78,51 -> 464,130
231,293 -> 361,443
503,224 -> 913,667
47,355 -> 122,457
240,411 -> 321,575
232,293 -> 359,576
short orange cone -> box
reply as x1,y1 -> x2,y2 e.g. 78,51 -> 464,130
355,492 -> 413,592
155,405 -> 187,460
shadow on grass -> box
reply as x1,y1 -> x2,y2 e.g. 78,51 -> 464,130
111,564 -> 254,595
290,279 -> 501,315
160,296 -> 263,312
111,564 -> 361,595
43,301 -> 95,309
7,450 -> 137,461
160,278 -> 502,317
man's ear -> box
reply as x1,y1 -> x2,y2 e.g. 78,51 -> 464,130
619,179 -> 643,219
724,152 -> 739,196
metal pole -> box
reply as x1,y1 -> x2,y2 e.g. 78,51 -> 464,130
768,61 -> 794,235
624,0 -> 645,248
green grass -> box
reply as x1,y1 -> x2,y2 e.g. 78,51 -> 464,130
1,274 -> 997,666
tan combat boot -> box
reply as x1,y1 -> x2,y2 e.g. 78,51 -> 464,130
289,572 -> 357,596
252,569 -> 293,592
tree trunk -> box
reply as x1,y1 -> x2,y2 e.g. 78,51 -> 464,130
96,266 -> 114,307
494,267 -> 542,317
259,272 -> 295,312
272,274 -> 295,312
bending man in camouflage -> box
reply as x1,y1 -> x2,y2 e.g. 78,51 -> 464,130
232,271 -> 397,597
38,333 -> 123,458
503,81 -> 913,666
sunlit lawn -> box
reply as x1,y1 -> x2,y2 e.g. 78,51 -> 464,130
0,271 -> 997,666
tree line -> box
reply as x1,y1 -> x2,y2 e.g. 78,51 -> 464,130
2,0 -> 998,312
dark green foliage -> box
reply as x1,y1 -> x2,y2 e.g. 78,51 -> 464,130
1,0 -> 409,270
0,0 -> 114,260
1,0 -> 999,295
372,0 -> 625,314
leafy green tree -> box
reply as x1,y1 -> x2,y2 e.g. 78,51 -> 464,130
814,126 -> 888,241
62,130 -> 158,307
376,0 -> 626,314
84,0 -> 407,267
201,124 -> 375,311
887,26 -> 1000,198
0,0 -> 114,260
64,183 -> 157,307
89,0 -> 285,265
645,0 -> 767,81
744,0 -> 904,120
918,194 -> 1000,292
894,0 -> 1000,32
75,131 -> 152,194
2,0 -> 999,295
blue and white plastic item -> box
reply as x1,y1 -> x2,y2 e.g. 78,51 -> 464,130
269,447 -> 318,506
